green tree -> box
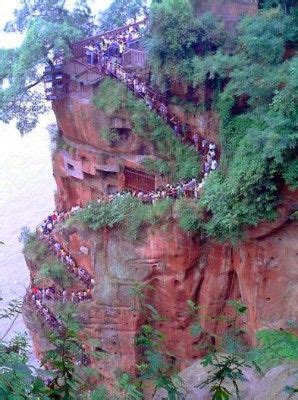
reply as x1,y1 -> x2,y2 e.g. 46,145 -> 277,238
0,0 -> 94,133
0,297 -> 105,399
146,0 -> 226,88
145,0 -> 199,87
5,0 -> 94,35
195,9 -> 298,240
99,0 -> 148,31
249,329 -> 298,370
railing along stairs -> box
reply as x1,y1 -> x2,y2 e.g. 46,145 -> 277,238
71,18 -> 147,58
122,48 -> 148,69
63,58 -> 103,85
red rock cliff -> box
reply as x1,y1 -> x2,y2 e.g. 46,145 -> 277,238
25,76 -> 298,388
45,198 -> 297,383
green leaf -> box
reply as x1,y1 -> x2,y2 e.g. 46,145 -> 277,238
211,385 -> 231,400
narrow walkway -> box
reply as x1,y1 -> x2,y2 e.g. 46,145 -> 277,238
27,290 -> 63,331
69,55 -> 219,176
37,211 -> 94,289
26,289 -> 91,367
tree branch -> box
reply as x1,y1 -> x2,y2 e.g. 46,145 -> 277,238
24,74 -> 45,91
0,312 -> 20,341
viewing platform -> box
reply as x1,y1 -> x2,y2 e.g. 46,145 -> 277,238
44,19 -> 148,94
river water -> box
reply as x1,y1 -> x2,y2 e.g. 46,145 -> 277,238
0,115 -> 56,342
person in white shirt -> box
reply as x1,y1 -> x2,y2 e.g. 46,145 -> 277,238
211,159 -> 218,170
209,142 -> 216,151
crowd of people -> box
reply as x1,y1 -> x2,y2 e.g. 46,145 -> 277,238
109,62 -> 220,177
37,209 -> 94,288
29,289 -> 62,330
28,287 -> 91,367
105,60 -> 219,168
44,235 -> 94,288
99,176 -> 207,205
78,19 -> 219,165
30,285 -> 92,304
38,206 -> 82,236
81,48 -> 220,180
84,20 -> 145,65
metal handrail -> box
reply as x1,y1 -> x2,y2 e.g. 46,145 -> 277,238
71,19 -> 147,58
72,18 -> 147,47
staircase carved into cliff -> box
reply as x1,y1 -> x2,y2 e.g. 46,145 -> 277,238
47,18 -> 215,160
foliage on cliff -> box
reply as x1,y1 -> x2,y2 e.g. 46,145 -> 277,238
145,0 -> 226,90
21,230 -> 48,264
73,195 -> 173,239
93,77 -> 200,181
0,299 -> 105,399
20,227 -> 76,287
37,260 -> 75,288
251,329 -> 298,370
175,198 -> 204,232
1,292 -> 297,399
0,0 -> 93,133
146,1 -> 297,240
198,10 -> 298,240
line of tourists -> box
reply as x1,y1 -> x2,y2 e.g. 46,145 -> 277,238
93,57 -> 220,175
28,287 -> 91,366
30,285 -> 92,304
99,176 -> 208,205
80,30 -> 219,166
38,206 -> 82,236
37,209 -> 94,288
104,60 -> 213,153
44,235 -> 94,288
29,289 -> 62,331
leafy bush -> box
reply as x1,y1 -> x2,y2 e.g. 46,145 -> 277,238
126,197 -> 174,239
146,0 -> 226,87
199,142 -> 280,241
101,127 -> 120,144
142,158 -> 171,176
21,229 -> 48,263
93,77 -> 130,116
75,196 -> 173,240
175,198 -> 203,233
192,10 -> 298,241
250,329 -> 298,370
37,260 -> 74,288
282,158 -> 298,189
74,195 -> 137,230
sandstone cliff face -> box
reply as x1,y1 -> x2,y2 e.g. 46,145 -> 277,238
35,201 -> 295,381
25,77 -> 298,388
52,92 -> 167,210
195,0 -> 259,24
